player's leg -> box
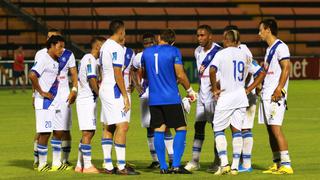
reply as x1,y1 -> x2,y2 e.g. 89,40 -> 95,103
38,133 -> 51,171
21,72 -> 26,92
11,72 -> 17,93
146,127 -> 160,168
101,124 -> 115,172
60,103 -> 72,165
164,128 -> 174,166
33,133 -> 40,169
81,130 -> 100,173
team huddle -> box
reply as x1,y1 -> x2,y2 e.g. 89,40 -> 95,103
28,18 -> 293,175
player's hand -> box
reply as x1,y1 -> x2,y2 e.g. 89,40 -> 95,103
135,85 -> 144,95
123,95 -> 131,113
213,89 -> 224,101
186,87 -> 198,103
271,87 -> 282,102
67,91 -> 77,105
245,88 -> 250,95
127,84 -> 135,93
40,91 -> 54,100
199,65 -> 205,74
32,96 -> 35,109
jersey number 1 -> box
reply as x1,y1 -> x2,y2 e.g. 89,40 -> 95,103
154,53 -> 159,74
233,60 -> 244,81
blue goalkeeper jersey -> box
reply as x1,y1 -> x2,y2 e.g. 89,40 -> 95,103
141,44 -> 183,106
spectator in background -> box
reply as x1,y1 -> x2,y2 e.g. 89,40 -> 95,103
12,46 -> 26,93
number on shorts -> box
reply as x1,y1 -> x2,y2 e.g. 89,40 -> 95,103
45,121 -> 52,128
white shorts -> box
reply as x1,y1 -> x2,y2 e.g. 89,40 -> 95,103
140,97 -> 151,128
258,99 -> 286,126
213,108 -> 246,132
242,104 -> 256,129
196,100 -> 216,123
76,98 -> 97,131
100,85 -> 128,125
36,109 -> 55,133
53,101 -> 72,131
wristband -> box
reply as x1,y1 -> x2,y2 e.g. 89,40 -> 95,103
32,92 -> 35,98
186,87 -> 193,94
71,87 -> 78,93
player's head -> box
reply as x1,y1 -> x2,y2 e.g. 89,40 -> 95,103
159,29 -> 175,45
142,32 -> 156,48
259,19 -> 278,41
46,35 -> 65,58
196,24 -> 213,47
223,25 -> 240,45
47,28 -> 61,40
109,19 -> 125,42
91,36 -> 106,52
223,30 -> 240,48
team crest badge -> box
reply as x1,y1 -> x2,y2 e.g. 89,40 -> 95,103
126,54 -> 130,59
112,52 -> 117,61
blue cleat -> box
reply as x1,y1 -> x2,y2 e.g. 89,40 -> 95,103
238,164 -> 253,173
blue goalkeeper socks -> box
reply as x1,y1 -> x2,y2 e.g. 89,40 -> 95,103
154,131 -> 168,170
173,130 -> 187,168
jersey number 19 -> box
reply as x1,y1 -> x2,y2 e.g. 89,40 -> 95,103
233,60 -> 244,81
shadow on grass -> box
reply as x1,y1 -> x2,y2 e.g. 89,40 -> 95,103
8,159 -> 34,170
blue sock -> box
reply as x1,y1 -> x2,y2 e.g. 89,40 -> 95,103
172,130 -> 187,168
154,131 -> 167,170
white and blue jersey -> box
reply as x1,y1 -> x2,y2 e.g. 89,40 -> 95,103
141,44 -> 183,106
133,52 -> 149,99
31,52 -> 59,110
123,47 -> 135,90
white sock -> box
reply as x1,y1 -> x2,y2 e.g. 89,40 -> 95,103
215,131 -> 228,167
37,144 -> 48,168
242,131 -> 253,168
231,132 -> 243,170
164,134 -> 174,162
280,150 -> 291,167
34,141 -> 39,164
273,151 -> 281,165
102,138 -> 113,170
115,143 -> 126,170
147,136 -> 158,162
61,140 -> 71,163
76,143 -> 83,168
81,144 -> 93,168
191,139 -> 204,163
51,139 -> 62,167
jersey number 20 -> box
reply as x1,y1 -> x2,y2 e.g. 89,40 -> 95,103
233,60 -> 244,81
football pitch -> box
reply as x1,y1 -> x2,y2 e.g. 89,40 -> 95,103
0,80 -> 319,179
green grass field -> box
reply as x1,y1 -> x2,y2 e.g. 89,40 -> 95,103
0,80 -> 319,179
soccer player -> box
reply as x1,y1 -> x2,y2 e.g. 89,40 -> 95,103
209,30 -> 265,175
99,20 -> 138,175
132,33 -> 174,169
74,37 -> 105,173
258,19 -> 293,175
12,46 -> 26,93
223,25 -> 259,172
28,35 -> 65,172
140,29 -> 197,174
184,25 -> 221,172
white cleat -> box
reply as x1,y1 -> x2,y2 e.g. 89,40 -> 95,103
214,165 -> 231,175
184,161 -> 200,171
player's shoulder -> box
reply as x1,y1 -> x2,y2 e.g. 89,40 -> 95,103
194,45 -> 202,54
35,48 -> 47,57
212,42 -> 222,49
277,40 -> 289,50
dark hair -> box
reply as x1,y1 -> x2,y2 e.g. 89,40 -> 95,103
109,20 -> 125,35
224,30 -> 240,44
46,35 -> 65,49
160,29 -> 175,44
224,25 -> 239,32
90,36 -> 106,46
142,32 -> 155,40
47,28 -> 61,34
259,19 -> 278,36
197,24 -> 213,34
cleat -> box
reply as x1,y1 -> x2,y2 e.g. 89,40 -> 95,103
207,161 -> 220,173
171,166 -> 192,174
104,168 -> 116,174
168,160 -> 173,169
272,166 -> 293,175
74,166 -> 83,173
160,169 -> 171,174
33,162 -> 39,170
238,165 -> 253,173
62,162 -> 74,170
184,161 -> 200,171
262,163 -> 278,174
230,169 -> 239,175
147,161 -> 160,169
126,162 -> 136,168
38,163 -> 51,172
83,166 -> 100,174
50,163 -> 73,171
214,165 -> 231,175
116,167 -> 140,175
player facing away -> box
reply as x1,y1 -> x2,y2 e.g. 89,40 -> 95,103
184,25 -> 221,172
28,35 -> 65,172
99,20 -> 139,175
132,33 -> 174,169
258,19 -> 293,175
74,37 -> 106,173
223,25 -> 261,173
32,29 -> 76,170
141,29 -> 197,174
209,30 -> 265,175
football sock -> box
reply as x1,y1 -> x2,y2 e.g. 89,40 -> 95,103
61,140 -> 71,163
34,141 -> 39,164
147,129 -> 158,162
164,131 -> 174,162
37,144 -> 48,168
273,151 -> 281,165
215,131 -> 228,166
192,133 -> 204,163
154,131 -> 167,170
115,143 -> 126,170
231,132 -> 243,170
101,138 -> 113,170
172,130 -> 187,168
76,142 -> 83,168
242,130 -> 253,168
280,150 -> 291,167
81,144 -> 93,169
51,139 -> 62,167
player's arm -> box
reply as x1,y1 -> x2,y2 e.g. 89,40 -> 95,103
174,64 -> 197,102
272,59 -> 290,101
67,66 -> 78,105
131,66 -> 143,94
113,66 -> 130,112
246,70 -> 266,95
28,71 -> 53,99
209,66 -> 221,100
88,77 -> 99,96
